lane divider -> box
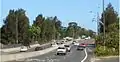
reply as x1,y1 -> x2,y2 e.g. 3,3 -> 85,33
81,48 -> 88,62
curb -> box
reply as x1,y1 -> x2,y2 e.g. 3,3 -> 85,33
97,56 -> 119,59
91,56 -> 119,62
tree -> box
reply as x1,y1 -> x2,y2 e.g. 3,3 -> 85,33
1,8 -> 96,46
33,14 -> 45,27
1,9 -> 29,46
1,25 -> 9,44
33,15 -> 62,43
87,29 -> 95,38
66,22 -> 79,38
15,9 -> 29,46
2,10 -> 17,44
95,3 -> 119,56
28,25 -> 41,43
60,27 -> 67,38
99,3 -> 118,33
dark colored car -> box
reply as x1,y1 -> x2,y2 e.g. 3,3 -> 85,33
87,44 -> 96,48
35,47 -> 44,51
77,46 -> 84,50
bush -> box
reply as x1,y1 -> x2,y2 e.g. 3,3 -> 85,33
95,46 -> 107,56
95,34 -> 104,46
95,30 -> 119,56
95,46 -> 118,56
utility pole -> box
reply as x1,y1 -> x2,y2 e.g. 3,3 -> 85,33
73,27 -> 75,39
103,0 -> 106,50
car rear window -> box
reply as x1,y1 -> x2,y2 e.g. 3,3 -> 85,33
64,45 -> 69,47
73,41 -> 76,42
78,46 -> 84,47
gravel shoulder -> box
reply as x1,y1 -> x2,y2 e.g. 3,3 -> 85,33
94,56 -> 119,62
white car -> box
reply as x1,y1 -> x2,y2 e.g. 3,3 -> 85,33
85,38 -> 88,40
64,45 -> 71,52
20,46 -> 28,52
56,47 -> 67,55
72,41 -> 76,44
74,42 -> 79,46
52,43 -> 58,47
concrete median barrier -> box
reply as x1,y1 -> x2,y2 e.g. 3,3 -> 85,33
1,44 -> 40,53
1,42 -> 54,53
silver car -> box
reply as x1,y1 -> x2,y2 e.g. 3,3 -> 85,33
56,47 -> 67,55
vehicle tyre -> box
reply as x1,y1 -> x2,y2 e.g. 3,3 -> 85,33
57,53 -> 59,55
64,53 -> 66,55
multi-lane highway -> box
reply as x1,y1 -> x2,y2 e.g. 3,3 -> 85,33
8,39 -> 95,62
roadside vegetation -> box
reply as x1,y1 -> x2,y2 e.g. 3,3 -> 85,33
95,3 -> 119,56
1,9 -> 95,46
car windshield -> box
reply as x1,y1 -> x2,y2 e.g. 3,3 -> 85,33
81,43 -> 85,45
58,47 -> 65,49
21,46 -> 27,49
62,41 -> 64,42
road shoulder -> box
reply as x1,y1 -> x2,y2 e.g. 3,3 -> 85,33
94,56 -> 119,62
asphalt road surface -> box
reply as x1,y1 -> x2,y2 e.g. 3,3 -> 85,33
8,39 -> 95,62
8,39 -> 95,54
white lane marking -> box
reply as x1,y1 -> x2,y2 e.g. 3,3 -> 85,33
64,57 -> 66,59
81,48 -> 88,62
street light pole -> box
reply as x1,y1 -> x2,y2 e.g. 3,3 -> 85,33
97,12 -> 99,35
89,11 -> 99,35
103,0 -> 106,50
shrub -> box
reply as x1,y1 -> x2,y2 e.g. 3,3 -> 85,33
95,46 -> 118,56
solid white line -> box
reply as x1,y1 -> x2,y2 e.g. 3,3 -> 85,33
81,48 -> 88,62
